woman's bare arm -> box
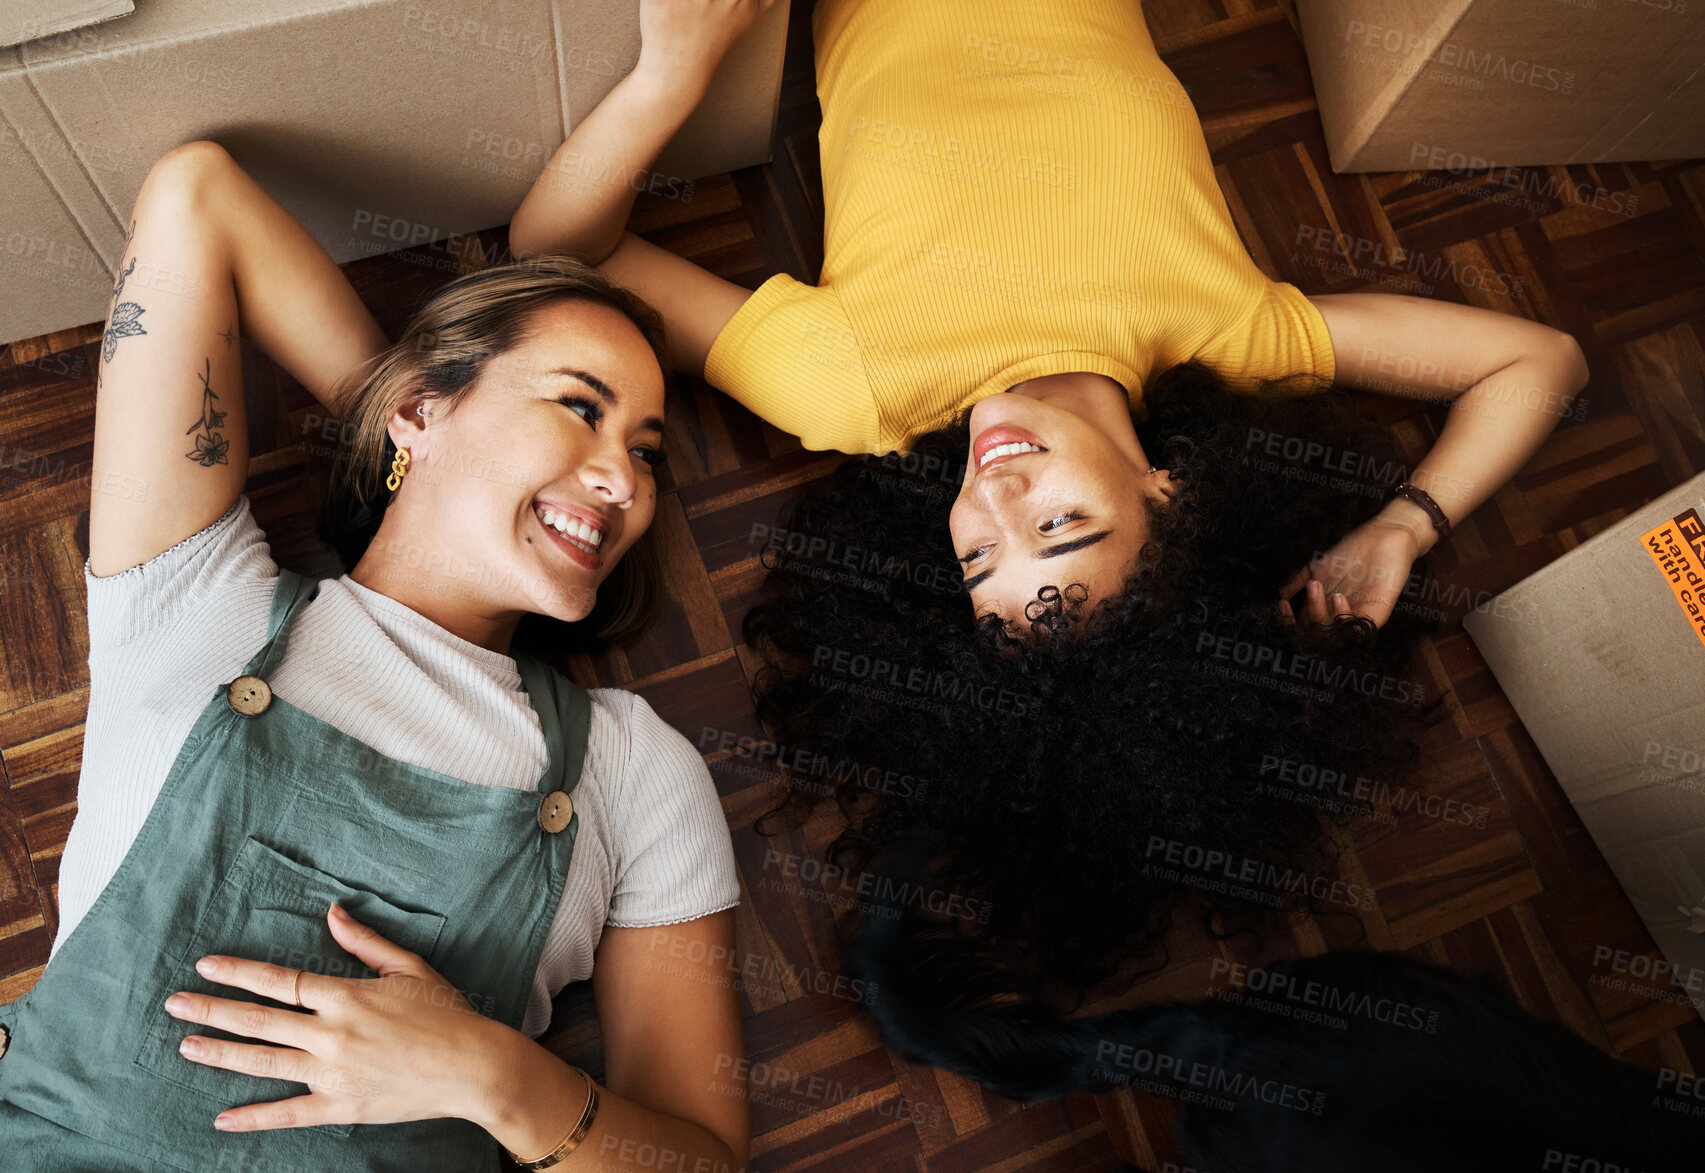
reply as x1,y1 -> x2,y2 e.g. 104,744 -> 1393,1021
508,0 -> 778,266
475,913 -> 750,1168
1273,293 -> 1588,625
508,0 -> 774,380
89,140 -> 388,578
1306,292 -> 1590,557
170,906 -> 750,1166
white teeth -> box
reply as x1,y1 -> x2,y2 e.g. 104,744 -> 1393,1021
536,505 -> 604,552
979,441 -> 1044,469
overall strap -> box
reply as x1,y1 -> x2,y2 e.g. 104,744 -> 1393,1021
241,568 -> 320,679
513,651 -> 592,797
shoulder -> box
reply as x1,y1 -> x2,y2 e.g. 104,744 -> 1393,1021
586,688 -> 712,801
703,273 -> 885,453
84,492 -> 278,654
1190,279 -> 1337,389
584,688 -> 739,926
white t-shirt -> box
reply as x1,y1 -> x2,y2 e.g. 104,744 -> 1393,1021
60,494 -> 740,1038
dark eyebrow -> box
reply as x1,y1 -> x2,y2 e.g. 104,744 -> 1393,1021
961,530 -> 1113,592
549,367 -> 665,435
1035,531 -> 1112,559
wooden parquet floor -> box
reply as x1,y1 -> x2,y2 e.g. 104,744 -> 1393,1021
5,0 -> 1705,1168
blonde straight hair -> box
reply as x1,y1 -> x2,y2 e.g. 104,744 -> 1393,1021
319,254 -> 671,649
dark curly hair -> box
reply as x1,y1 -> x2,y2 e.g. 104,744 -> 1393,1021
742,361 -> 1447,1006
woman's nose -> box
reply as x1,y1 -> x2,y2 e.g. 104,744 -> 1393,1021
975,466 -> 1029,507
581,443 -> 637,506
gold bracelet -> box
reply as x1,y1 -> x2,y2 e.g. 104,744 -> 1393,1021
506,1067 -> 600,1170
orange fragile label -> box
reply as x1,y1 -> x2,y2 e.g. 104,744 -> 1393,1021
1642,507 -> 1705,652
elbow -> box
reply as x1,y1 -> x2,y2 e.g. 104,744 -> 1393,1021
507,214 -> 542,262
506,211 -> 614,267
1553,331 -> 1590,394
1527,331 -> 1589,424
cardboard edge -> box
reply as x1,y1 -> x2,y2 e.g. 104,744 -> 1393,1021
0,1 -> 133,52
1296,0 -> 1476,174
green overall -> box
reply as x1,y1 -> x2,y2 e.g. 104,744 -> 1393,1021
0,567 -> 590,1171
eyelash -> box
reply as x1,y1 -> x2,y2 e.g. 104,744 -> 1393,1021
557,394 -> 668,468
958,511 -> 1083,563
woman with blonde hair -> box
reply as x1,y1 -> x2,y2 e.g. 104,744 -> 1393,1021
0,140 -> 748,1172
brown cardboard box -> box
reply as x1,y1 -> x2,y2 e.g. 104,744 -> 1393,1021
0,0 -> 131,51
0,0 -> 788,346
1463,473 -> 1705,1020
1294,0 -> 1705,173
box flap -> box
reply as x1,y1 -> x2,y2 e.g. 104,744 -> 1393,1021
0,46 -> 124,313
1294,0 -> 1476,172
0,0 -> 131,51
1305,0 -> 1705,170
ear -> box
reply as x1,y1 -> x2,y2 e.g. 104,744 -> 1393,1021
1150,467 -> 1184,503
384,396 -> 434,455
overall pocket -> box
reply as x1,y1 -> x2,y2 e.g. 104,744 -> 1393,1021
133,835 -> 446,1136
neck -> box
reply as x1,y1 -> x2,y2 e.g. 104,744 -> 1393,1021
1003,370 -> 1147,466
348,514 -> 522,655
1004,370 -> 1127,408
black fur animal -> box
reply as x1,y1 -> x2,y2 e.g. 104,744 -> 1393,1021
846,848 -> 1705,1172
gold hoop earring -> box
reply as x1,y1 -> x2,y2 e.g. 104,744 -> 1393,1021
386,447 -> 411,492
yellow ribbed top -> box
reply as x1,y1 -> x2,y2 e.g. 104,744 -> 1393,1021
703,0 -> 1336,454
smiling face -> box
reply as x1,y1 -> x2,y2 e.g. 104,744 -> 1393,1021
376,298 -> 667,628
949,374 -> 1177,622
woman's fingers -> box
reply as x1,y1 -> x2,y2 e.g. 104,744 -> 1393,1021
189,952 -> 337,1012
1299,578 -> 1331,627
165,988 -> 316,1049
211,1093 -> 348,1134
178,1035 -> 380,1103
1278,564 -> 1313,601
325,903 -> 427,979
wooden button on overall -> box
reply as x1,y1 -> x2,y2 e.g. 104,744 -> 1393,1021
537,790 -> 574,834
226,675 -> 273,717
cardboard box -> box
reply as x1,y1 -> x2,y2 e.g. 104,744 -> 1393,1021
0,0 -> 788,346
1294,0 -> 1705,173
1464,473 -> 1705,1021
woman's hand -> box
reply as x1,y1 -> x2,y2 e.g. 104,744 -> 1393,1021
635,0 -> 780,99
1277,505 -> 1428,632
164,902 -> 508,1133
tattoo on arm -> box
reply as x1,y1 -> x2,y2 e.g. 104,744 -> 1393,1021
184,358 -> 230,467
219,326 -> 236,348
101,257 -> 147,363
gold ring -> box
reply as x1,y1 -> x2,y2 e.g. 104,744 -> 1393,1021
290,967 -> 306,1008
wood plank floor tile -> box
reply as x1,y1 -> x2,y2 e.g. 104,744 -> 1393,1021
3,0 -> 1701,1166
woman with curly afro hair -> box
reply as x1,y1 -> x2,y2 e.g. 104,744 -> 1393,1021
741,358 -> 1568,1005
508,0 -> 1592,1068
